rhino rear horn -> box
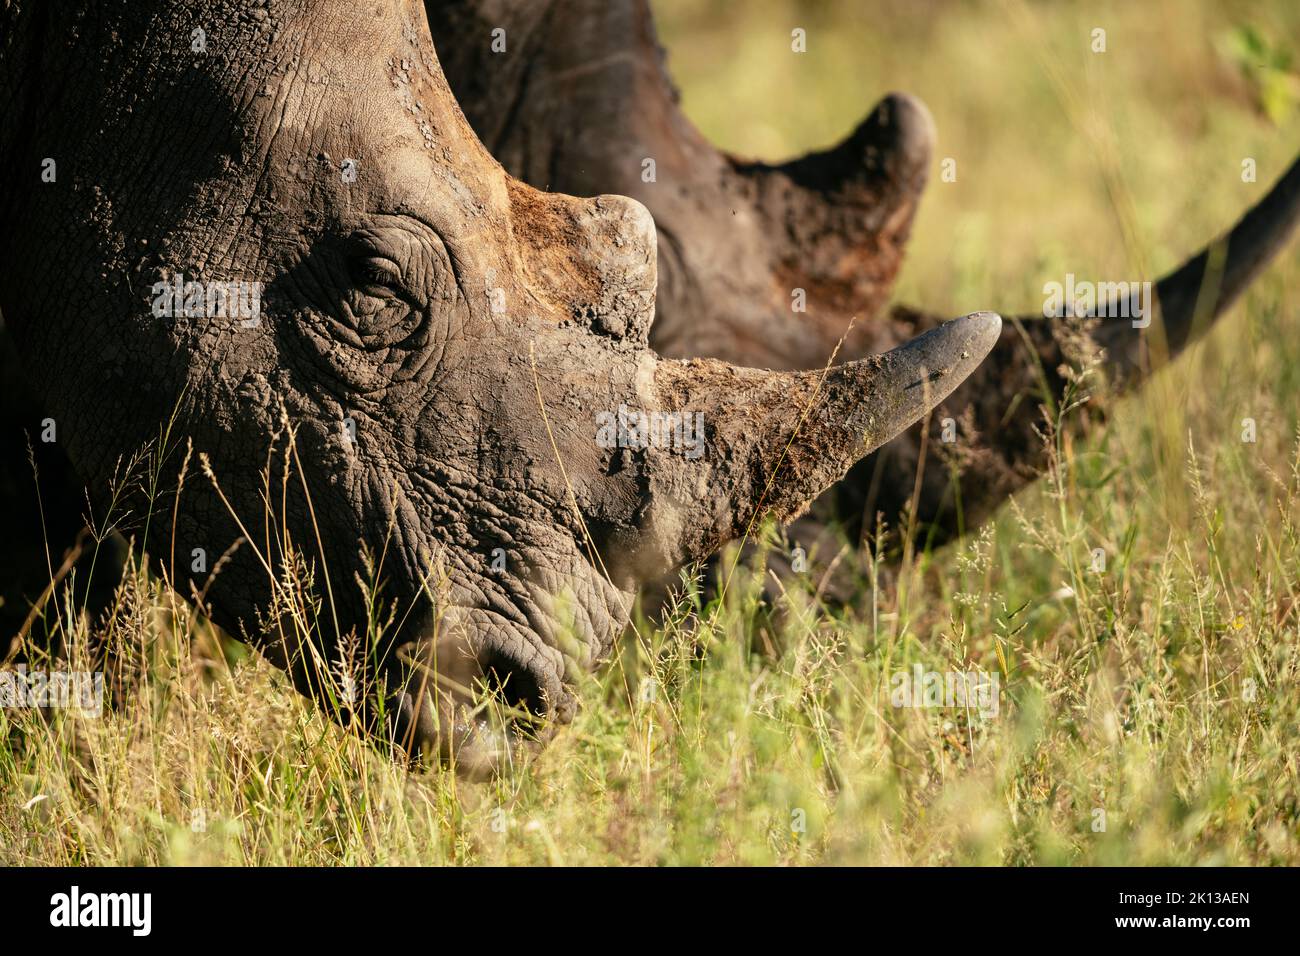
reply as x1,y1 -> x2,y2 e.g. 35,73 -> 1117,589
732,91 -> 934,327
776,92 -> 935,212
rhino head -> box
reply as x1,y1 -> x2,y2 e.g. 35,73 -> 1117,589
0,0 -> 998,774
431,0 -> 1300,552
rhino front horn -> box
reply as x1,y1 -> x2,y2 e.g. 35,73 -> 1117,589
645,311 -> 1002,569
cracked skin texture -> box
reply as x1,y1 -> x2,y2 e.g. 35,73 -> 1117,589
0,0 -> 998,775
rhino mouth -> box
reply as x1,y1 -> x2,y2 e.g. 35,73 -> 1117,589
478,647 -> 548,724
384,627 -> 562,778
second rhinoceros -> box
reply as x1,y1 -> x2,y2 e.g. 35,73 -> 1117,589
430,0 -> 1300,555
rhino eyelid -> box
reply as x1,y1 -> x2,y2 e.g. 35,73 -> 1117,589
350,254 -> 405,293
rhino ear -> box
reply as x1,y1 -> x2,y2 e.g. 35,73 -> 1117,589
646,311 -> 1001,567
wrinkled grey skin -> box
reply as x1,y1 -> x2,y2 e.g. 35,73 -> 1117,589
0,0 -> 998,774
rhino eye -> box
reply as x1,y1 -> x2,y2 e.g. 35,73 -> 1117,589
349,254 -> 404,299
340,250 -> 420,338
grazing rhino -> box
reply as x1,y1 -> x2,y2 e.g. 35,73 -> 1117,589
0,0 -> 999,774
429,0 -> 1300,555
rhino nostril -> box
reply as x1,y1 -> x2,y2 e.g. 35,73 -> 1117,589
478,649 -> 548,732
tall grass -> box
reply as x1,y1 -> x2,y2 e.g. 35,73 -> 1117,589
2,0 -> 1299,864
